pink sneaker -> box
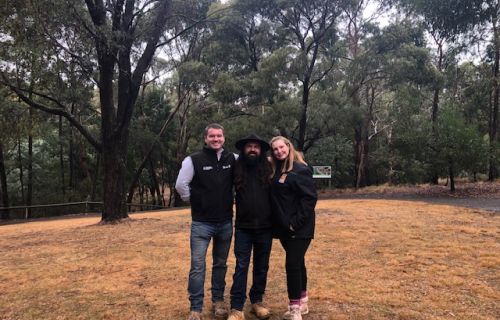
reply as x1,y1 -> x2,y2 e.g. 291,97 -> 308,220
283,297 -> 308,319
284,304 -> 302,320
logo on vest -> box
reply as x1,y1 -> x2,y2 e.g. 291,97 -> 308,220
203,166 -> 213,171
222,164 -> 231,169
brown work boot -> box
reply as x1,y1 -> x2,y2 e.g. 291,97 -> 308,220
213,300 -> 228,318
187,311 -> 201,320
251,302 -> 271,319
227,309 -> 245,320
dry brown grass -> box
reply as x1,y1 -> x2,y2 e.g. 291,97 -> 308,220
1,200 -> 499,320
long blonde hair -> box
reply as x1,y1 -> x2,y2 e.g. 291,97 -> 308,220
270,136 -> 307,175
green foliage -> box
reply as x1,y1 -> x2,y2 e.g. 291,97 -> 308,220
177,61 -> 211,90
434,107 -> 488,175
387,0 -> 484,40
0,0 -> 496,217
307,136 -> 353,187
212,73 -> 245,104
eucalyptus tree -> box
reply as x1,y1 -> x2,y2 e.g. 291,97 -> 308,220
0,92 -> 12,219
434,108 -> 487,191
0,140 -> 8,219
340,0 -> 382,188
338,0 -> 441,187
0,0 -> 213,222
383,0 -> 485,183
207,0 -> 348,151
474,0 -> 500,180
202,0 -> 279,120
126,0 -> 216,206
262,0 -> 348,151
128,88 -> 172,206
0,0 -> 50,215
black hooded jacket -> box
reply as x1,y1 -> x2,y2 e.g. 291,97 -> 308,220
234,162 -> 273,230
270,162 -> 317,239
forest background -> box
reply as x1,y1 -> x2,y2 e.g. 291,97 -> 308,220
0,0 -> 499,222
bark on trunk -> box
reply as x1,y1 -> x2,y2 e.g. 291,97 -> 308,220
17,136 -> 24,202
27,108 -> 33,218
448,158 -> 455,192
297,77 -> 310,151
101,140 -> 129,222
430,43 -> 443,185
68,104 -> 75,189
0,141 -> 9,220
148,158 -> 162,206
90,153 -> 100,202
430,88 -> 441,185
354,128 -> 369,188
59,116 -> 65,196
489,16 -> 500,181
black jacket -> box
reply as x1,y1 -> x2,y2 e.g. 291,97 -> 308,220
270,162 -> 317,239
234,163 -> 273,230
190,147 -> 235,222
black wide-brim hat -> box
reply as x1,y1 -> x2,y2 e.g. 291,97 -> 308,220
235,133 -> 270,152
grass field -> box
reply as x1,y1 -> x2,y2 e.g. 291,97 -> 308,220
0,199 -> 499,320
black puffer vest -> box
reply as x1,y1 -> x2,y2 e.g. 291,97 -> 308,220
190,147 -> 235,222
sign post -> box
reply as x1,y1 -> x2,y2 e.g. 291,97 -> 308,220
312,166 -> 332,188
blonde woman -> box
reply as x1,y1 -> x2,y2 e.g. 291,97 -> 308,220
269,136 -> 317,320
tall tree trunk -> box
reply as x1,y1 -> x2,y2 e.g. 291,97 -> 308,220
430,43 -> 444,184
68,104 -> 75,190
448,157 -> 455,192
101,138 -> 129,222
489,16 -> 500,181
90,153 -> 100,202
0,141 -> 9,220
355,136 -> 366,189
354,127 -> 369,189
59,115 -> 65,196
430,88 -> 441,184
17,136 -> 25,202
352,85 -> 372,189
346,4 -> 370,189
297,77 -> 310,151
27,107 -> 33,218
148,158 -> 162,206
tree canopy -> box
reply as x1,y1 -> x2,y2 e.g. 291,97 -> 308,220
0,0 -> 497,220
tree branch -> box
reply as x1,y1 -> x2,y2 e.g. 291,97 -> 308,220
1,73 -> 102,152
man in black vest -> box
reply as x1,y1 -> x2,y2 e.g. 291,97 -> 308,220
175,123 -> 236,320
227,134 -> 273,320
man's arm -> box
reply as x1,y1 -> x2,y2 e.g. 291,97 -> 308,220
175,156 -> 194,201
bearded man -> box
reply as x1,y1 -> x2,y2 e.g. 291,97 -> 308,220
228,133 -> 273,320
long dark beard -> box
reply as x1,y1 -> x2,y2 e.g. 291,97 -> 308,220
234,153 -> 272,190
242,152 -> 259,166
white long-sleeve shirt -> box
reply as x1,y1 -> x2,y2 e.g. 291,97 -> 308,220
175,156 -> 195,201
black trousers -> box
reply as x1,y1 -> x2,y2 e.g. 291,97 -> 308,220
279,238 -> 312,300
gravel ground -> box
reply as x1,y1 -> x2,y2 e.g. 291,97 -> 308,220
328,193 -> 500,213
319,181 -> 500,214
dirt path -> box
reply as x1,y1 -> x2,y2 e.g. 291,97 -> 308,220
319,181 -> 500,214
328,194 -> 500,213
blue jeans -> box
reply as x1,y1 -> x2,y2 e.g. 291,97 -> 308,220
230,228 -> 273,311
188,220 -> 233,312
